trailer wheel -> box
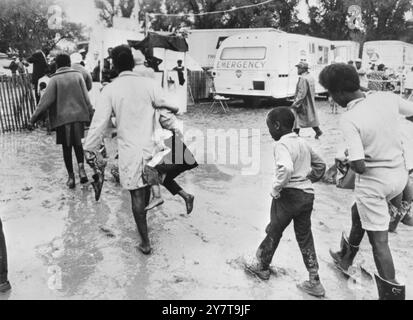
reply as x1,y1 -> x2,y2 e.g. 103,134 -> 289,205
243,97 -> 261,108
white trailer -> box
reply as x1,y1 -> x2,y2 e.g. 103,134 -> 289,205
186,28 -> 276,69
332,41 -> 360,63
211,30 -> 332,105
362,40 -> 413,71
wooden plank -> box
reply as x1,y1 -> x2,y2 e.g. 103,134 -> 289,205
21,75 -> 32,128
0,79 -> 7,133
15,75 -> 28,129
6,77 -> 19,131
11,76 -> 23,130
0,79 -> 13,131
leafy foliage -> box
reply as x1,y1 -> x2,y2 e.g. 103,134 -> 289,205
0,0 -> 86,55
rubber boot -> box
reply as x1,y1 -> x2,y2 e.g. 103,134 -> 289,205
0,270 -> 11,294
0,281 -> 11,294
314,128 -> 323,140
297,272 -> 326,298
375,274 -> 405,300
402,213 -> 413,226
78,163 -> 89,184
66,173 -> 75,189
329,232 -> 359,272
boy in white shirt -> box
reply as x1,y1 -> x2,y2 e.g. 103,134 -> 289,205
245,107 -> 326,298
319,63 -> 413,300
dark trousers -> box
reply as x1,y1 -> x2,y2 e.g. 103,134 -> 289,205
0,218 -> 8,283
156,134 -> 198,195
257,188 -> 319,274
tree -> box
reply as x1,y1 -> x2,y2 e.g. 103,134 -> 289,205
95,0 -> 138,27
136,0 -> 301,31
359,0 -> 413,41
0,0 -> 86,55
295,0 -> 413,44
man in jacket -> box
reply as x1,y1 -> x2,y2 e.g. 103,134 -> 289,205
291,62 -> 323,139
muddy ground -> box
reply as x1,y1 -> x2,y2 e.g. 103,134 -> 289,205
0,100 -> 412,300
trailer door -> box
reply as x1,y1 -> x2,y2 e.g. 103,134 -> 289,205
288,41 -> 300,96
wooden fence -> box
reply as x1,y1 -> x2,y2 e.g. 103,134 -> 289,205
187,70 -> 213,102
0,74 -> 36,133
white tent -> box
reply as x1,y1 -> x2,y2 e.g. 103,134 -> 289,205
185,54 -> 203,71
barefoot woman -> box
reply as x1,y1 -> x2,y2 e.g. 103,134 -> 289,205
84,45 -> 176,254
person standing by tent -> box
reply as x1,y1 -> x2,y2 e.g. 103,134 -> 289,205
319,63 -> 413,300
355,58 -> 368,91
173,60 -> 186,86
4,56 -> 18,75
27,50 -> 49,103
84,45 -> 179,255
102,47 -> 117,84
17,57 -> 29,75
291,62 -> 323,139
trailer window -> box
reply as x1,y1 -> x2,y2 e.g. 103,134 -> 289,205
216,37 -> 228,49
220,47 -> 267,60
317,45 -> 329,64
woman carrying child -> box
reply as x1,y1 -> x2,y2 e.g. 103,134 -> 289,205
83,45 -> 181,255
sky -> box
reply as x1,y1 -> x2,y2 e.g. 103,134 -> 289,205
59,0 -> 314,27
59,0 -> 99,26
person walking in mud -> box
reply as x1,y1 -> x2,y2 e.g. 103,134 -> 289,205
245,107 -> 327,298
319,63 -> 413,300
291,62 -> 323,139
30,53 -> 93,189
0,217 -> 11,294
83,45 -> 180,255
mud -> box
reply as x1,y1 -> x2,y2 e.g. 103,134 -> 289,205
0,100 -> 412,300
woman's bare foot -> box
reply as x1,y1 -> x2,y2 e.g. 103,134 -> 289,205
137,243 -> 152,255
145,197 -> 164,211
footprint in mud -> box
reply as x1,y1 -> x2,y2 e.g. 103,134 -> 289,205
188,224 -> 209,243
99,226 -> 116,238
42,200 -> 54,209
227,256 -> 287,279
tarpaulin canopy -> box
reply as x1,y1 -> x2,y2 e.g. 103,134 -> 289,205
128,32 -> 188,54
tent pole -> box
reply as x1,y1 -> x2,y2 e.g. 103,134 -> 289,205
145,13 -> 150,36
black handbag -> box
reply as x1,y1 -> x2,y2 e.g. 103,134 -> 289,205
335,158 -> 356,190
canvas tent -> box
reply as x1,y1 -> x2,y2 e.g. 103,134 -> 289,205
130,32 -> 190,112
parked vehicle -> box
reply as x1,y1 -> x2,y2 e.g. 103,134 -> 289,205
186,28 -> 276,69
362,40 -> 413,71
211,29 -> 332,106
332,40 -> 360,63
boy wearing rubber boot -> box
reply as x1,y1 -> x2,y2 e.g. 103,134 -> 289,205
245,107 -> 327,298
0,217 -> 11,294
319,63 -> 413,300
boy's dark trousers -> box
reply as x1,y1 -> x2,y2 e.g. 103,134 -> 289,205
0,217 -> 8,284
156,134 -> 198,195
257,188 -> 319,274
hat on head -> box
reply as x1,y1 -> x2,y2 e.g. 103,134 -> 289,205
70,52 -> 83,64
132,49 -> 146,65
295,61 -> 309,69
